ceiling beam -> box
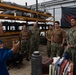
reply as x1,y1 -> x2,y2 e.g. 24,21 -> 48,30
30,0 -> 76,9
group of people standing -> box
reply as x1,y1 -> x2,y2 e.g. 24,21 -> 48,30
19,22 -> 40,60
46,21 -> 65,58
0,21 -> 40,75
20,17 -> 76,63
0,17 -> 76,75
46,17 -> 76,63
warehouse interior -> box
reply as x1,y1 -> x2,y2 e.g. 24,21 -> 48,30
0,0 -> 76,75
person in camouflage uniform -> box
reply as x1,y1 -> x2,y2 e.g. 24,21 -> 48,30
64,17 -> 76,62
51,21 -> 65,57
30,22 -> 40,55
46,25 -> 53,57
20,25 -> 31,61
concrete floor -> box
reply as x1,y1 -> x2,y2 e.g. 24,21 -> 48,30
9,45 -> 47,75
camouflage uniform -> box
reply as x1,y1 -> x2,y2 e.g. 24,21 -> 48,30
51,28 -> 65,57
64,28 -> 76,62
20,30 -> 31,59
30,27 -> 40,55
46,29 -> 53,57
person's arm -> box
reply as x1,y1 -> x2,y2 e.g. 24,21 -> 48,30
19,31 -> 22,41
46,31 -> 48,39
46,31 -> 51,41
51,31 -> 54,43
1,41 -> 20,62
68,43 -> 76,48
11,41 -> 20,53
61,30 -> 66,47
1,49 -> 13,62
65,31 -> 72,48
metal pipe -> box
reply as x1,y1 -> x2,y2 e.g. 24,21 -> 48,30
36,0 -> 38,11
53,8 -> 55,25
36,0 -> 38,24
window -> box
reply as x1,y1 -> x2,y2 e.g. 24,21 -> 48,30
10,26 -> 15,30
7,26 -> 9,30
43,26 -> 45,29
3,26 -> 6,30
39,26 -> 42,29
46,26 -> 48,29
40,32 -> 45,36
18,26 -> 22,30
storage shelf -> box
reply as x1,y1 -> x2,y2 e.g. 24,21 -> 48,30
0,14 -> 53,22
0,3 -> 51,17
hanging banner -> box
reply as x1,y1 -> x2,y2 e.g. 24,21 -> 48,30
61,7 -> 76,28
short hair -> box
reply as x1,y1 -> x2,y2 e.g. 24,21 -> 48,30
49,24 -> 53,27
23,24 -> 27,27
34,22 -> 37,25
71,17 -> 76,20
55,21 -> 60,25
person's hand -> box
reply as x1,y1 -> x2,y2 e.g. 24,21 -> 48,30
0,43 -> 4,49
51,42 -> 53,45
11,41 -> 20,53
67,44 -> 73,48
48,39 -> 51,42
60,44 -> 63,48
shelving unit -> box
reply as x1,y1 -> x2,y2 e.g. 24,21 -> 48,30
0,14 -> 53,22
0,2 -> 53,22
0,2 -> 54,49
